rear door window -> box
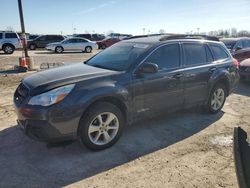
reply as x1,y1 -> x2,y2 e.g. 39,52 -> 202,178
183,43 -> 207,66
210,45 -> 229,61
77,38 -> 87,43
0,33 -> 2,39
5,33 -> 17,39
146,43 -> 180,70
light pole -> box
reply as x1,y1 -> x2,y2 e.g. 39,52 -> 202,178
18,0 -> 28,57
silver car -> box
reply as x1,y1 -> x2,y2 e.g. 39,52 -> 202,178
46,37 -> 97,53
0,31 -> 22,54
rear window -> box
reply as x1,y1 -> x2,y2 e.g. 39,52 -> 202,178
5,33 -> 17,39
0,33 -> 2,39
210,45 -> 229,61
183,43 -> 207,66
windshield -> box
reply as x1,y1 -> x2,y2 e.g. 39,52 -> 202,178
86,42 -> 150,71
221,40 -> 237,49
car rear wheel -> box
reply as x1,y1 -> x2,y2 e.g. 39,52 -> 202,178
29,44 -> 36,50
3,45 -> 14,54
206,84 -> 226,114
78,102 -> 124,150
85,46 -> 92,53
55,46 -> 63,53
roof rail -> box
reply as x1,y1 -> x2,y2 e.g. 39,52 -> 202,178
123,33 -> 166,40
159,34 -> 219,41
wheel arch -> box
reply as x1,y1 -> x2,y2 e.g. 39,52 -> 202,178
2,43 -> 15,49
77,95 -> 128,136
207,75 -> 230,104
55,46 -> 64,52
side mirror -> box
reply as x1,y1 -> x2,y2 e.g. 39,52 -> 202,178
138,63 -> 158,74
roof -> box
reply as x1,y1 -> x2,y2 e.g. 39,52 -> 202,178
122,34 -> 221,45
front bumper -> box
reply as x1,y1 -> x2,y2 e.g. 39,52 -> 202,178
14,83 -> 80,143
17,119 -> 69,142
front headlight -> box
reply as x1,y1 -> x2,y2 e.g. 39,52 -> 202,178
28,84 -> 75,106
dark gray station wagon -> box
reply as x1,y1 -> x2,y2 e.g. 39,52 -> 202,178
14,35 -> 239,150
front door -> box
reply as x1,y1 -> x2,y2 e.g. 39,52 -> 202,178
132,43 -> 185,116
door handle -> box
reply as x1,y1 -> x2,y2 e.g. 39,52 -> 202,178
209,67 -> 217,73
173,73 -> 184,79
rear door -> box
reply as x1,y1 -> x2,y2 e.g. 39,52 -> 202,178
76,38 -> 88,50
63,38 -> 78,50
133,43 -> 185,115
182,42 -> 215,106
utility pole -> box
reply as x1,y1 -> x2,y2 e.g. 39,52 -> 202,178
18,0 -> 28,57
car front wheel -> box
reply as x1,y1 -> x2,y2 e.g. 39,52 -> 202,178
55,46 -> 63,53
78,102 -> 124,150
29,44 -> 36,50
206,84 -> 226,114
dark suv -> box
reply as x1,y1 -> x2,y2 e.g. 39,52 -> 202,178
14,35 -> 239,150
27,35 -> 65,50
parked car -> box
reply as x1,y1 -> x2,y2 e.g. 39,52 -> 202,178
14,35 -> 239,150
0,31 -> 22,54
74,34 -> 105,41
239,58 -> 250,80
28,34 -> 40,40
27,34 -> 65,50
221,37 -> 250,62
97,37 -> 121,49
46,37 -> 97,53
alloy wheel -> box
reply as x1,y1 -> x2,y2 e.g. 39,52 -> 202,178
211,88 -> 225,111
88,112 -> 119,145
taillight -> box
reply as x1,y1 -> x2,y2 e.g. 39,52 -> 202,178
233,58 -> 239,69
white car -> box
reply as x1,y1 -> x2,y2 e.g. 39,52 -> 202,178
0,31 -> 22,54
46,37 -> 97,53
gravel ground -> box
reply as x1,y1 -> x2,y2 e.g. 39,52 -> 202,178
0,51 -> 250,187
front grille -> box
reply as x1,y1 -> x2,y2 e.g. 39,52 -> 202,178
14,83 -> 29,105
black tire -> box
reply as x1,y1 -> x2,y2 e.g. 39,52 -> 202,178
3,44 -> 14,54
85,46 -> 92,53
102,44 -> 106,49
29,44 -> 36,50
55,46 -> 63,53
78,102 -> 124,150
206,83 -> 227,114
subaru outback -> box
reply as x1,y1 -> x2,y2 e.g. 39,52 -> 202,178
14,35 -> 239,150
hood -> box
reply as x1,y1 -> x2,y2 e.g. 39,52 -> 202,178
240,59 -> 250,67
23,63 -> 118,95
